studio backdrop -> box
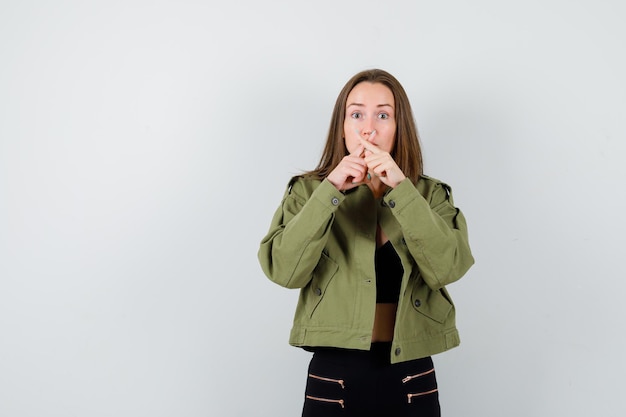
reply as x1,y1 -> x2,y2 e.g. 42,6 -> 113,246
1,1 -> 625,416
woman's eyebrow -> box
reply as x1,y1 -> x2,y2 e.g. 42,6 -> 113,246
346,102 -> 394,108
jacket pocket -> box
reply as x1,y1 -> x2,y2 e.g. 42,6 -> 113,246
410,277 -> 453,323
304,253 -> 339,318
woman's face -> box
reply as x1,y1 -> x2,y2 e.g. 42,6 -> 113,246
343,82 -> 396,155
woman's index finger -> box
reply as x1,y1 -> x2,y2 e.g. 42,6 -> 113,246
359,137 -> 382,154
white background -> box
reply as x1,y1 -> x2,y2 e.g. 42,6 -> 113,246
1,1 -> 625,416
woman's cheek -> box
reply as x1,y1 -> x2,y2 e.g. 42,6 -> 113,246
347,139 -> 360,154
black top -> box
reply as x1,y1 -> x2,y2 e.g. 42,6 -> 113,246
375,241 -> 404,303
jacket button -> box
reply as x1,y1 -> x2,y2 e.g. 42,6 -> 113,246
388,200 -> 396,208
414,299 -> 421,308
331,197 -> 339,206
395,347 -> 402,356
314,288 -> 322,296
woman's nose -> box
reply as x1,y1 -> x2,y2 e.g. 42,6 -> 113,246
361,123 -> 375,138
361,127 -> 376,140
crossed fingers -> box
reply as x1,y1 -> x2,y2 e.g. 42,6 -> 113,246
358,137 -> 406,187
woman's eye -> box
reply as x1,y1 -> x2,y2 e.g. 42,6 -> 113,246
351,112 -> 362,119
378,113 -> 389,120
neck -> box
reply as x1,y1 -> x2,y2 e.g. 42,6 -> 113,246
367,177 -> 387,199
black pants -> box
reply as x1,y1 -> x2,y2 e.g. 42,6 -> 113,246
302,342 -> 441,417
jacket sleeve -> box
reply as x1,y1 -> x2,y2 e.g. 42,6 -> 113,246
258,178 -> 345,289
384,177 -> 474,290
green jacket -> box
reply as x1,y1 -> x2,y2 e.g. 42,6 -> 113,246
258,175 -> 474,363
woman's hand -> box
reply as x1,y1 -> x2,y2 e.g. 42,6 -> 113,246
360,138 -> 406,188
326,144 -> 368,191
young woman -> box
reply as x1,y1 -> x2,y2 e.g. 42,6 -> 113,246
258,69 -> 474,416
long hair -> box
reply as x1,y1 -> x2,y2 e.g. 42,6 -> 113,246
303,69 -> 423,184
